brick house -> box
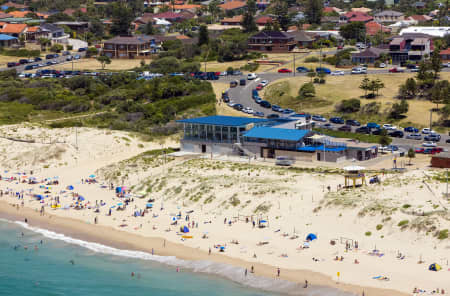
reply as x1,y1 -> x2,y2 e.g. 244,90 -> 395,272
374,10 -> 404,23
220,15 -> 243,25
247,31 -> 295,52
103,35 -> 159,58
440,48 -> 450,61
365,21 -> 391,36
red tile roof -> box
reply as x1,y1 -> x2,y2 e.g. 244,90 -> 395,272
173,4 -> 201,10
153,12 -> 184,19
26,26 -> 40,32
407,15 -> 430,21
221,15 -> 243,24
0,23 -> 27,34
219,1 -> 247,11
255,16 -> 272,25
365,21 -> 391,35
440,48 -> 450,55
2,2 -> 28,9
349,14 -> 373,22
9,10 -> 29,18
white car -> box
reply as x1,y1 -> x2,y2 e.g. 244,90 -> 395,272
219,72 -> 227,76
421,128 -> 436,134
331,70 -> 345,76
243,107 -> 254,114
227,101 -> 235,107
382,124 -> 397,130
422,141 -> 437,147
379,63 -> 386,68
260,80 -> 269,87
18,73 -> 26,78
247,73 -> 257,80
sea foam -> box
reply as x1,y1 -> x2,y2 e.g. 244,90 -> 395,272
7,219 -> 355,296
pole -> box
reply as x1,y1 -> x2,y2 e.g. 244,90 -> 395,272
293,53 -> 296,76
429,110 -> 432,132
446,169 -> 448,197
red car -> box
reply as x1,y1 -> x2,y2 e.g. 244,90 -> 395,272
337,45 -> 344,50
389,67 -> 405,73
256,84 -> 263,90
415,148 -> 424,153
278,68 -> 292,73
433,147 -> 443,153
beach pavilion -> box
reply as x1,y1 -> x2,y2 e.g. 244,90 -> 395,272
343,165 -> 366,188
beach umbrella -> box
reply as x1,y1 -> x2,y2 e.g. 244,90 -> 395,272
53,176 -> 59,179
89,174 -> 96,178
78,196 -> 85,201
67,185 -> 74,190
260,220 -> 267,223
117,203 -> 123,206
306,233 -> 317,241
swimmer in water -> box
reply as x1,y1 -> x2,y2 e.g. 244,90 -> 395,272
69,260 -> 75,265
131,272 -> 135,277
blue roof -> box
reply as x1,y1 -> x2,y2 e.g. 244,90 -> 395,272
244,127 -> 309,141
297,145 -> 346,152
177,116 -> 268,127
0,34 -> 17,41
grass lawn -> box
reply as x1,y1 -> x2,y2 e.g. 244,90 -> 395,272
263,72 -> 450,128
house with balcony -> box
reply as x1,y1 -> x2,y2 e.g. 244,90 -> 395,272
103,35 -> 159,58
408,37 -> 431,62
41,23 -> 69,44
388,34 -> 433,64
247,31 -> 295,53
374,10 -> 404,23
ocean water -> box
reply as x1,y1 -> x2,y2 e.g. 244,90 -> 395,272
0,219 -> 274,296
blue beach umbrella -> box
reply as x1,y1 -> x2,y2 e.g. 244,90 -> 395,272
89,174 -> 96,178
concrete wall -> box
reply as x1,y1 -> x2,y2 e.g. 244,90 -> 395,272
181,140 -> 234,155
431,157 -> 450,168
274,150 -> 313,162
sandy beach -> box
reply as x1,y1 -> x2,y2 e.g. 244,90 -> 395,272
0,124 -> 448,296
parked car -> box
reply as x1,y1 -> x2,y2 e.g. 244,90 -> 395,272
230,80 -> 238,87
296,66 -> 310,73
24,65 -> 33,70
446,139 -> 450,144
78,47 -> 87,52
404,126 -> 418,133
330,117 -> 344,124
19,59 -> 29,64
254,111 -> 264,117
34,57 -> 42,62
62,51 -> 71,56
382,124 -> 397,130
259,100 -> 271,108
411,66 -> 420,72
406,133 -> 422,140
233,104 -> 243,111
283,108 -> 295,114
388,130 -> 404,138
422,141 -> 437,147
415,148 -> 425,153
355,126 -> 371,134
278,68 -> 292,73
351,67 -> 366,74
74,55 -> 81,60
316,67 -> 331,74
406,63 -> 418,69
421,128 -> 436,134
7,62 -> 16,67
239,79 -> 246,86
260,80 -> 269,87
321,123 -> 334,130
371,128 -> 385,135
379,63 -> 386,68
243,107 -> 254,114
424,134 -> 441,142
367,122 -> 380,129
272,105 -> 281,112
45,54 -> 54,59
232,70 -> 242,75
338,125 -> 352,132
267,114 -> 280,119
331,70 -> 345,76
389,67 -> 405,73
312,115 -> 326,122
337,45 -> 344,50
346,119 -> 360,126
255,84 -> 263,90
423,148 -> 436,154
247,73 -> 257,80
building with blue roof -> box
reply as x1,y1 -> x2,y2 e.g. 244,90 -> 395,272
0,34 -> 17,47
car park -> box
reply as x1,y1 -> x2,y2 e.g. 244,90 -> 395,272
388,130 -> 404,138
247,73 -> 257,80
346,119 -> 360,126
404,126 -> 418,133
406,133 -> 422,140
331,70 -> 345,76
338,125 -> 352,132
367,122 -> 380,129
330,117 -> 344,124
278,68 -> 292,73
296,66 -> 310,73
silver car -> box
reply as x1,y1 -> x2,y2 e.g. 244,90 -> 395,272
406,133 -> 422,140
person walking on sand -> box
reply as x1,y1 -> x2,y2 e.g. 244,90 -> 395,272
209,248 -> 211,255
245,268 -> 247,277
304,280 -> 308,288
251,266 -> 254,273
277,268 -> 280,277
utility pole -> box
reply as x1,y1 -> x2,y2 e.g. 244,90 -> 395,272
429,109 -> 432,132
446,169 -> 448,198
293,53 -> 296,76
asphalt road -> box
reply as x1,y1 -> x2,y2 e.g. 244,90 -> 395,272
225,68 -> 450,150
1,52 -> 86,73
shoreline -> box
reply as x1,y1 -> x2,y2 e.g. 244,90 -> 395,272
0,200 -> 408,296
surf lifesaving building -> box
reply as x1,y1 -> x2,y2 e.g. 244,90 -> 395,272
177,116 -> 379,162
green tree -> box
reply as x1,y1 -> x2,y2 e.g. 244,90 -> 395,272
389,99 -> 409,119
369,78 -> 384,97
430,48 -> 442,79
208,0 -> 220,23
242,0 -> 257,33
359,77 -> 370,97
198,25 -> 209,46
298,82 -> 315,98
97,55 -> 111,70
407,148 -> 415,165
110,3 -> 133,36
378,134 -> 391,147
339,22 -> 365,42
305,0 -> 323,25
86,47 -> 98,58
50,44 -> 64,53
39,38 -> 51,51
431,80 -> 450,109
90,20 -> 105,39
272,0 -> 290,31
336,98 -> 361,113
247,0 -> 257,15
401,77 -> 417,99
307,71 -> 316,82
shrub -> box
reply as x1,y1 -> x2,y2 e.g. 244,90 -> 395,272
313,77 -> 320,83
402,204 -> 411,209
376,224 -> 383,231
305,56 -> 319,63
365,231 -> 372,236
298,82 -> 315,98
437,229 -> 448,240
398,220 -> 409,227
335,98 -> 361,113
0,48 -> 40,57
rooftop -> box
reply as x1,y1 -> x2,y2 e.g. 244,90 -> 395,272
374,10 -> 404,17
104,35 -> 156,45
177,116 -> 268,127
0,33 -> 17,40
0,23 -> 27,34
219,0 -> 247,10
250,30 -> 292,39
244,127 -> 309,142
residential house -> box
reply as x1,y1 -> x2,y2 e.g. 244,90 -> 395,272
414,1 -> 426,9
172,4 -> 201,12
440,48 -> 450,61
255,0 -> 270,10
405,15 -> 432,23
63,8 -> 87,16
365,21 -> 391,36
0,33 -> 17,46
343,11 -> 373,23
0,12 -> 12,19
54,21 -> 90,33
389,34 -> 433,64
41,23 -> 69,44
103,35 -> 160,58
399,26 -> 449,38
255,16 -> 272,26
8,10 -> 29,18
247,31 -> 295,52
320,16 -> 340,25
220,15 -> 243,25
218,1 -> 247,12
351,7 -> 372,14
159,34 -> 198,45
374,10 -> 404,23
0,23 -> 27,38
151,12 -> 188,23
408,37 -> 432,62
352,47 -> 388,64
25,26 -> 46,41
323,7 -> 342,13
288,30 -> 314,48
1,2 -> 28,11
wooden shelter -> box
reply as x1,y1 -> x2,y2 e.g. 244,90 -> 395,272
343,165 -> 366,188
